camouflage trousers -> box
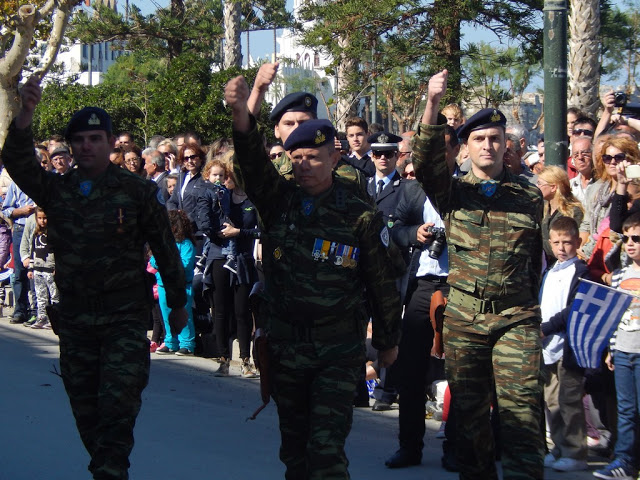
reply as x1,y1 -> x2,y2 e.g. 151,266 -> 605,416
58,317 -> 150,480
269,339 -> 365,480
444,319 -> 544,480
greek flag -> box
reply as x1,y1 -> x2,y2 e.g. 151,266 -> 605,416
567,279 -> 633,369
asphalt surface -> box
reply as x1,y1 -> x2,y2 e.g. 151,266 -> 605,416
0,314 -> 607,480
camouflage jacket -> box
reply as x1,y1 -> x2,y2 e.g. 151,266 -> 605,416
2,121 -> 187,324
233,116 -> 402,351
413,122 -> 543,331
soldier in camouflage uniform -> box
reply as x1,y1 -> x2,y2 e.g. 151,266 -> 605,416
413,71 -> 545,479
225,75 -> 402,480
2,77 -> 188,480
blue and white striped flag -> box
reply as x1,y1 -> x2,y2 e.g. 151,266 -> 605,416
567,278 -> 633,369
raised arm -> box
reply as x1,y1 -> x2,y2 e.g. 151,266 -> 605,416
247,62 -> 280,117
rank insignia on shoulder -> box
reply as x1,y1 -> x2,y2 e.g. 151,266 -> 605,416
273,247 -> 283,260
380,226 -> 390,247
479,180 -> 498,197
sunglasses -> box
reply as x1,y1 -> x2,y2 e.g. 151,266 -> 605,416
269,153 -> 281,160
403,171 -> 416,178
572,128 -> 594,137
183,154 -> 199,161
622,234 -> 640,244
372,150 -> 397,159
602,153 -> 626,164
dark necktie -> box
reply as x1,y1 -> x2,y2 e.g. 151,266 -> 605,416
377,179 -> 385,199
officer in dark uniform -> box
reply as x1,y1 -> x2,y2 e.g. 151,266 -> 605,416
225,74 -> 403,480
366,131 -> 406,223
3,76 -> 188,480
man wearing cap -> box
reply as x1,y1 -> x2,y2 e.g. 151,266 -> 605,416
2,76 -> 188,480
413,70 -> 544,479
50,145 -> 73,174
366,131 -> 406,222
226,74 -> 402,480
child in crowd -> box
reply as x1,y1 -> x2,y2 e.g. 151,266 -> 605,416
153,210 -> 197,355
539,216 -> 590,472
26,207 -> 58,329
166,173 -> 178,197
594,212 -> 640,480
207,159 -> 237,274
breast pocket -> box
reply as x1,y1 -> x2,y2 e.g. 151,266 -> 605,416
449,209 -> 483,252
506,212 -> 537,256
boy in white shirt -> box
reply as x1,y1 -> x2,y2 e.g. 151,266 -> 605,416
539,216 -> 590,472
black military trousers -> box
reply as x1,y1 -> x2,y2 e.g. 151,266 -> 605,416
392,275 -> 449,453
58,318 -> 150,480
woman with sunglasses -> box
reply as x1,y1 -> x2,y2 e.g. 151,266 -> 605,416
166,143 -> 208,253
579,135 -> 638,261
608,137 -> 640,240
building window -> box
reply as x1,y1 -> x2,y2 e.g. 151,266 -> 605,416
314,53 -> 320,67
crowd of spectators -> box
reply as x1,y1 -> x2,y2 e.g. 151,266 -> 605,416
0,84 -> 639,479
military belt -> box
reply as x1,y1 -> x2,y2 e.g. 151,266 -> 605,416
448,288 -> 534,314
269,316 -> 361,343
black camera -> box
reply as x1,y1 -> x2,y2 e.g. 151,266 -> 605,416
612,91 -> 640,119
614,91 -> 628,108
426,226 -> 446,259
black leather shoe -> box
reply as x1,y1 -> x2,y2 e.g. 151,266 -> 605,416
372,400 -> 392,411
385,449 -> 421,468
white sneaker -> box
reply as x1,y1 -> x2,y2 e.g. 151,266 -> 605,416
552,457 -> 588,472
544,453 -> 557,468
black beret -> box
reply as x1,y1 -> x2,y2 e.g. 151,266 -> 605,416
269,92 -> 318,122
50,146 -> 71,158
64,107 -> 113,141
457,108 -> 506,141
283,119 -> 335,151
368,131 -> 403,151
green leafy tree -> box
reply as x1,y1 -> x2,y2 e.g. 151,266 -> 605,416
0,0 -> 81,147
32,52 -> 270,144
294,0 -> 543,129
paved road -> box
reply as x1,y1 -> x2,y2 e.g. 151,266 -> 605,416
0,318 -> 605,480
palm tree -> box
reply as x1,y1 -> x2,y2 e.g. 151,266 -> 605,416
568,0 -> 601,115
223,0 -> 242,69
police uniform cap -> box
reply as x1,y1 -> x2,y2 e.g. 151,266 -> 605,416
283,119 -> 335,152
457,108 -> 507,141
269,92 -> 318,122
64,107 -> 113,141
368,131 -> 403,152
50,146 -> 71,158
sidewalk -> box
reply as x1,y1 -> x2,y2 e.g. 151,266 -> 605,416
0,314 -> 605,480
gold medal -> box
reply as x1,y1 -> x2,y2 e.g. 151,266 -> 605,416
273,247 -> 282,260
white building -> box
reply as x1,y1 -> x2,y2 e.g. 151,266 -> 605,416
260,0 -> 337,120
40,0 -> 125,86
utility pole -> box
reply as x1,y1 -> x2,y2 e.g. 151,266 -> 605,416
543,0 -> 568,167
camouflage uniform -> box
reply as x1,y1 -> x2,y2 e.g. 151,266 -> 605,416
412,121 -> 545,480
233,116 -> 402,480
2,120 -> 186,480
